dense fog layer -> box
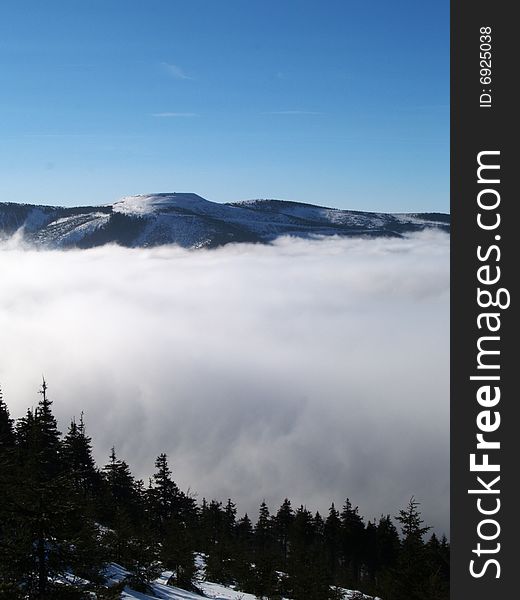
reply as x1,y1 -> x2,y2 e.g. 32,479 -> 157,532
0,233 -> 449,533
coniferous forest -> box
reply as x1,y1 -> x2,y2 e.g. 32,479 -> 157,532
0,382 -> 449,600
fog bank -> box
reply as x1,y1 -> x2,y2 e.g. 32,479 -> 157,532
0,233 -> 449,533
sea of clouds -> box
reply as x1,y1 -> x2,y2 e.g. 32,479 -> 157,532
0,233 -> 449,533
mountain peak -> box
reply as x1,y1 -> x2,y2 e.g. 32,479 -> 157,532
112,193 -> 211,216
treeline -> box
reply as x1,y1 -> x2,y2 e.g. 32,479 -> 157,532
0,382 -> 449,600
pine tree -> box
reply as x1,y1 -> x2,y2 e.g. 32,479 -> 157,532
61,414 -> 100,498
5,382 -> 102,598
223,498 -> 237,535
100,448 -> 162,590
203,500 -> 227,583
340,498 -> 365,587
149,453 -> 181,524
376,514 -> 400,571
147,454 -> 197,590
219,499 -> 238,583
234,514 -> 255,590
314,511 -> 325,536
363,520 -> 378,584
273,498 -> 294,568
0,387 -> 20,596
0,387 -> 15,449
397,496 -> 431,542
324,503 -> 342,585
203,499 -> 241,586
197,497 -> 211,552
162,518 -> 198,591
423,533 -> 450,600
286,506 -> 330,600
15,382 -> 68,598
101,447 -> 137,524
251,501 -> 279,598
392,497 -> 432,600
34,379 -> 62,475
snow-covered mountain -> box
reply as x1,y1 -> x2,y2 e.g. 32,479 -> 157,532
0,193 -> 449,249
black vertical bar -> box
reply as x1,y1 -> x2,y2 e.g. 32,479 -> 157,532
451,1 -> 517,598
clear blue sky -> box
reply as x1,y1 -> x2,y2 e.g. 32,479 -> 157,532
0,0 -> 448,212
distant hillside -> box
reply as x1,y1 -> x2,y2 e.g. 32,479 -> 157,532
0,193 -> 450,249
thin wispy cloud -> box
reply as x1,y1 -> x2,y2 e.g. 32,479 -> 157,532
151,112 -> 198,118
161,62 -> 193,80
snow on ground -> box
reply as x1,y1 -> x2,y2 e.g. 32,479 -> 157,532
104,562 -> 378,600
392,213 -> 448,227
34,212 -> 110,246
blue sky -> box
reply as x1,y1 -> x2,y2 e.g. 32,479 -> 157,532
0,1 -> 448,212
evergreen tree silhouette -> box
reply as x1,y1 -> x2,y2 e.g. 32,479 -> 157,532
340,498 -> 365,587
251,501 -> 279,598
62,413 -> 101,498
4,381 -> 101,598
203,499 -> 227,583
0,386 -> 20,597
234,513 -> 255,589
0,380 -> 450,600
324,503 -> 342,585
149,453 -> 181,524
161,519 -> 198,591
273,498 -> 294,568
286,505 -> 330,600
101,447 -> 137,524
392,496 -> 432,600
146,454 -> 197,589
0,387 -> 15,449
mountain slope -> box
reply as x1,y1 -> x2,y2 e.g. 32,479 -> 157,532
103,561 -> 378,600
0,193 -> 450,249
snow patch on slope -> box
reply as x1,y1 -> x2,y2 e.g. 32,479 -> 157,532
104,562 -> 379,600
113,193 -> 215,217
36,212 -> 110,246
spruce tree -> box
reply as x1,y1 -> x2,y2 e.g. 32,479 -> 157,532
61,414 -> 100,498
393,497 -> 432,600
340,498 -> 365,587
423,533 -> 450,600
6,382 -> 102,598
15,382 -> 66,598
376,514 -> 400,572
34,379 -> 62,475
0,387 -> 15,449
149,453 -> 181,525
162,519 -> 198,591
251,501 -> 278,598
0,387 -> 20,596
324,503 -> 342,585
101,447 -> 137,524
147,455 -> 197,590
286,506 -> 330,600
220,499 -> 238,583
273,498 -> 294,568
234,514 -> 255,590
203,500 -> 227,583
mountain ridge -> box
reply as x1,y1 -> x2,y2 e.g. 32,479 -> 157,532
0,193 -> 450,249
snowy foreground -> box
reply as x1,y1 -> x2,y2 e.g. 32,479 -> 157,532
102,558 -> 379,600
